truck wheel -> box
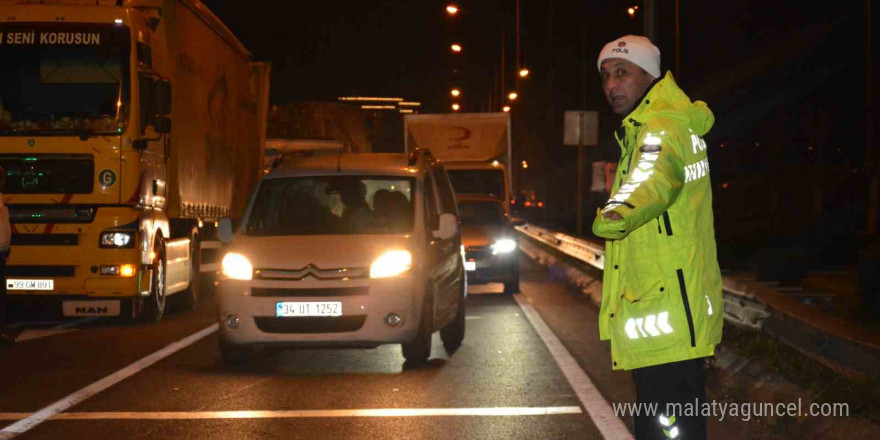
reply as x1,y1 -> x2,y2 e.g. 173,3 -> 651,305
402,289 -> 434,367
219,339 -> 250,366
181,229 -> 200,310
141,240 -> 167,323
440,279 -> 466,353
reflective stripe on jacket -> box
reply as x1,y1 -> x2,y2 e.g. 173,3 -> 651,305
592,72 -> 723,371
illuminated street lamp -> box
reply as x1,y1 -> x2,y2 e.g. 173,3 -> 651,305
451,88 -> 461,97
446,5 -> 459,15
450,43 -> 462,53
508,91 -> 518,101
451,103 -> 461,111
627,5 -> 639,18
502,106 -> 511,112
519,68 -> 530,78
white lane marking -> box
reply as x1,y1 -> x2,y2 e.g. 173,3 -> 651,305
0,406 -> 582,421
464,316 -> 482,320
200,263 -> 220,273
0,324 -> 219,440
513,295 -> 634,440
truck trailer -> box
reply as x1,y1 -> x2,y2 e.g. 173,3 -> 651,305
403,112 -> 512,213
0,0 -> 271,322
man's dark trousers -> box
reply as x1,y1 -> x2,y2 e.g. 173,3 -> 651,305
632,357 -> 708,440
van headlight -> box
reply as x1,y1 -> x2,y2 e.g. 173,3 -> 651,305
221,252 -> 253,280
99,231 -> 135,248
370,250 -> 412,278
491,238 -> 517,255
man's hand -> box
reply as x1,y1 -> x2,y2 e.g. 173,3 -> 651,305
602,211 -> 623,221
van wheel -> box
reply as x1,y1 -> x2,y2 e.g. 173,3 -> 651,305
504,260 -> 520,294
503,279 -> 520,295
141,240 -> 167,323
402,290 -> 434,366
440,280 -> 466,353
219,339 -> 250,366
181,230 -> 200,310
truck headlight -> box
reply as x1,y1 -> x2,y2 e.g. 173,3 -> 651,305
491,238 -> 517,255
221,252 -> 253,281
370,250 -> 412,278
100,231 -> 135,248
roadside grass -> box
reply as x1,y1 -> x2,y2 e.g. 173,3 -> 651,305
722,323 -> 880,424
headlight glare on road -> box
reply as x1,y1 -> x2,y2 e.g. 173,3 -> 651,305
100,231 -> 134,248
370,250 -> 412,278
221,252 -> 253,280
492,238 -> 517,255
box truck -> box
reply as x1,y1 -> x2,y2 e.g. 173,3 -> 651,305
403,112 -> 511,213
0,0 -> 270,322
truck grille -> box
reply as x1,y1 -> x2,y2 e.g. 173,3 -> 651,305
11,234 -> 78,246
8,206 -> 95,224
0,154 -> 94,194
254,315 -> 367,334
7,266 -> 75,277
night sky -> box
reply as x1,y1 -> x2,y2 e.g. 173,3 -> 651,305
202,0 -> 874,253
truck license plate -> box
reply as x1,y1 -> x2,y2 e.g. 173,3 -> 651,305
276,301 -> 342,317
7,279 -> 54,291
465,262 -> 476,271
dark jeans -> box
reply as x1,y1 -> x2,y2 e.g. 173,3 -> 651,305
632,357 -> 708,440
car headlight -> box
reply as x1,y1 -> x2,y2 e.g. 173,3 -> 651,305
491,238 -> 517,255
100,231 -> 134,248
370,250 -> 412,278
221,252 -> 253,280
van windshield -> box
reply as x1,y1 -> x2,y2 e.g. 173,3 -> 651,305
446,169 -> 506,199
246,176 -> 415,236
458,200 -> 505,226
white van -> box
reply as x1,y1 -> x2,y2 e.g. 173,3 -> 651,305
215,150 -> 466,367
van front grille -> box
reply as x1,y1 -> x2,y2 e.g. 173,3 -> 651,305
254,315 -> 367,334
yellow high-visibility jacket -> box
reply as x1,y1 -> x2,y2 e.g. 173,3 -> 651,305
592,72 -> 723,370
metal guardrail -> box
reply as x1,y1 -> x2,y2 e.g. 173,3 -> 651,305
517,223 -> 605,271
515,223 -> 880,380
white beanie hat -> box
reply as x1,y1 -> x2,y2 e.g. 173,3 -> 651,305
597,35 -> 661,79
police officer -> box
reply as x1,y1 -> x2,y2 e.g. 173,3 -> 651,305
0,166 -> 10,342
592,35 -> 723,440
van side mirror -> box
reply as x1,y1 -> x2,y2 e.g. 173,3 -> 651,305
218,218 -> 235,243
154,79 -> 172,115
433,213 -> 458,240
